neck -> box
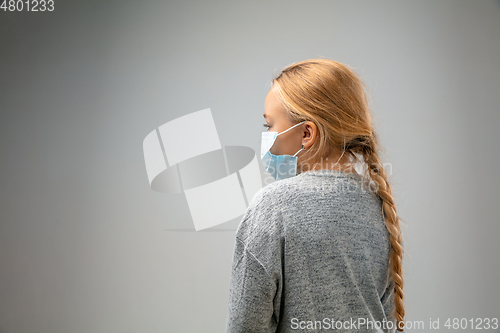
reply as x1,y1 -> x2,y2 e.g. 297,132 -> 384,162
307,152 -> 358,175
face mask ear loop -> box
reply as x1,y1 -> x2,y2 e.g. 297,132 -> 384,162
333,137 -> 347,169
334,149 -> 346,166
293,143 -> 305,157
277,121 -> 306,137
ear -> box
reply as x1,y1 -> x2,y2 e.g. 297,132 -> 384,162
302,121 -> 317,148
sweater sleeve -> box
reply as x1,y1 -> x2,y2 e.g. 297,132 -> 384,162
225,237 -> 280,333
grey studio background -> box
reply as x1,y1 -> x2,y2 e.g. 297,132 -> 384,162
1,1 -> 499,332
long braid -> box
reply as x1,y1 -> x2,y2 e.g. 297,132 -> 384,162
355,134 -> 405,331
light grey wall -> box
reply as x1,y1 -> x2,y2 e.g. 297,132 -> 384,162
1,1 -> 499,332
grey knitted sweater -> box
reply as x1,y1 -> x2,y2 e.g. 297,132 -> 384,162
225,169 -> 401,333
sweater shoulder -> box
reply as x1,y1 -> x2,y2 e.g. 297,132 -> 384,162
234,179 -> 299,247
247,177 -> 302,210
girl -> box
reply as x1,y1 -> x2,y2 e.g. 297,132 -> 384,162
225,58 -> 405,333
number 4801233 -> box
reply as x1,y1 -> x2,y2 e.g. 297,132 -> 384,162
1,0 -> 55,12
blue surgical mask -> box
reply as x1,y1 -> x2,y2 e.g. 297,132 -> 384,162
261,121 -> 306,180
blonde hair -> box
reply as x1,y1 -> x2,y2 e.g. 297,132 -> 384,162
271,58 -> 406,331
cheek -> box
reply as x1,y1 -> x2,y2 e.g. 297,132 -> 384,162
270,137 -> 289,155
269,141 -> 280,155
269,137 -> 283,155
